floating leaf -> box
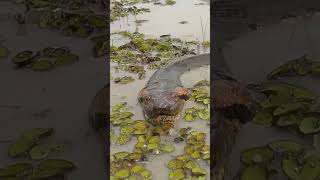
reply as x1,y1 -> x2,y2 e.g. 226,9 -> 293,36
273,102 -> 305,116
160,144 -> 175,152
131,164 -> 145,174
22,128 -> 53,140
113,151 -> 129,161
8,137 -> 35,158
140,170 -> 151,178
147,143 -> 158,151
299,117 -> 320,134
31,168 -> 64,179
241,147 -> 274,165
54,53 -> 79,66
0,163 -> 33,177
120,125 -> 134,135
277,114 -> 301,127
184,114 -> 194,122
169,169 -> 185,180
253,110 -> 273,126
168,159 -> 184,170
31,59 -> 54,71
0,46 -> 9,58
268,140 -> 305,154
117,135 -> 130,145
148,136 -> 160,144
115,168 -> 130,179
29,145 -> 51,160
240,164 -> 267,180
282,158 -> 300,179
191,166 -> 207,176
37,159 -> 75,171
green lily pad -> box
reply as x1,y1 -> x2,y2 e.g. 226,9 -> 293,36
37,159 -> 75,171
0,163 -> 33,177
191,166 -> 207,177
268,140 -> 305,154
115,168 -> 130,179
273,102 -> 305,116
241,147 -> 274,165
31,168 -> 64,179
160,144 -> 175,152
0,47 -> 9,58
120,125 -> 134,135
113,151 -> 130,160
31,59 -> 54,71
147,143 -> 158,151
131,164 -> 145,174
299,117 -> 320,134
240,164 -> 267,180
8,137 -> 35,158
140,170 -> 152,178
148,136 -> 160,144
184,114 -> 194,122
253,110 -> 273,126
54,53 -> 79,66
314,134 -> 320,150
29,145 -> 51,160
169,169 -> 185,180
277,114 -> 301,127
168,159 -> 184,170
282,158 -> 300,179
22,128 -> 53,140
117,135 -> 130,145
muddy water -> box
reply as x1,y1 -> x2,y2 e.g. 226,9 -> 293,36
0,1 -> 107,180
223,15 -> 320,179
110,0 -> 210,179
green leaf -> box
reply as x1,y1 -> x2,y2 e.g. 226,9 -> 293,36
299,117 -> 320,134
8,137 -> 35,158
29,145 -> 51,160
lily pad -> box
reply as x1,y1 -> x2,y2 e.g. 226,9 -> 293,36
0,163 -> 33,177
273,102 -> 305,116
8,137 -> 35,158
54,53 -> 79,66
169,169 -> 185,180
168,159 -> 184,170
241,164 -> 267,180
115,168 -> 130,179
282,158 -> 300,179
253,110 -> 273,126
241,147 -> 274,165
0,46 -> 9,58
131,164 -> 145,174
37,159 -> 75,171
31,59 -> 54,71
184,114 -> 194,122
160,144 -> 176,152
29,145 -> 51,160
22,128 -> 53,140
117,135 -> 130,145
299,117 -> 320,134
268,140 -> 305,154
277,114 -> 301,127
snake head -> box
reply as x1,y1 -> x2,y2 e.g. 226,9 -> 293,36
174,86 -> 191,101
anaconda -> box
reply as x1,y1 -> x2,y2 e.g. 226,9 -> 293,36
88,52 -> 256,179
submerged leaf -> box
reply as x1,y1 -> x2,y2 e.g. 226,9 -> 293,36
299,117 -> 320,134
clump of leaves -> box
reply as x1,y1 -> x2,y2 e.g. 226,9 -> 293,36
189,87 -> 210,105
167,130 -> 209,179
12,47 -> 79,71
165,0 -> 176,5
114,76 -> 135,84
184,105 -> 210,122
0,46 -> 9,59
252,82 -> 320,135
111,1 -> 150,22
111,31 -> 196,71
110,102 -> 138,145
0,159 -> 76,179
110,151 -> 153,180
237,139 -> 320,180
